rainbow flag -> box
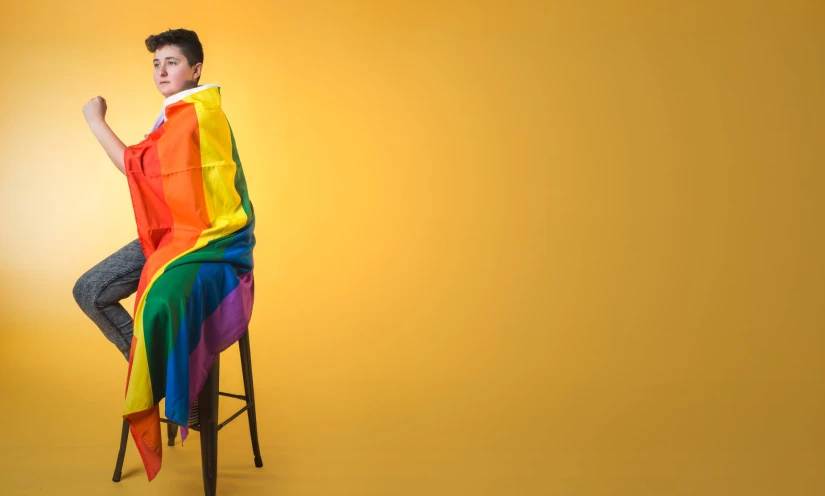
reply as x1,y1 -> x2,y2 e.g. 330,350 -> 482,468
122,84 -> 255,481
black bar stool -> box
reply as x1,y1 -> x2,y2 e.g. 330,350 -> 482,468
112,327 -> 263,495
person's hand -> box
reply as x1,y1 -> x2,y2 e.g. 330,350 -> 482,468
82,96 -> 107,125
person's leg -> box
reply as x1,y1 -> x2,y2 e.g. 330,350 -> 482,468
72,239 -> 146,361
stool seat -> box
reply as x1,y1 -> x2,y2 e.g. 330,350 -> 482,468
112,327 -> 263,495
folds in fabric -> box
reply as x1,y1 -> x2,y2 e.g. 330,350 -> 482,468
121,85 -> 255,481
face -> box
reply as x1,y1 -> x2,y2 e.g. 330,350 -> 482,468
153,45 -> 202,98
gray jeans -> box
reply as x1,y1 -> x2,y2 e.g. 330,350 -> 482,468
72,238 -> 146,362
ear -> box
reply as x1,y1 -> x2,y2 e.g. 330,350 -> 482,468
192,62 -> 203,79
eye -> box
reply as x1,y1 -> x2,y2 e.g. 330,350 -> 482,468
169,61 -> 176,65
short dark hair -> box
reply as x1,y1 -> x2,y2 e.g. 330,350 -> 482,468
145,28 -> 204,83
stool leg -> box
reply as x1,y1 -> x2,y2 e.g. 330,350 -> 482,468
167,422 -> 178,446
112,418 -> 129,482
199,354 -> 220,496
239,329 -> 264,467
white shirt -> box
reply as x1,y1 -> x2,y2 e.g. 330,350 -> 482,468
149,83 -> 220,134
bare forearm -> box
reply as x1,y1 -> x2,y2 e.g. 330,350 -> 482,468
88,119 -> 127,175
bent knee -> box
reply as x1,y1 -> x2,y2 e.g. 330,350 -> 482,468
72,272 -> 96,310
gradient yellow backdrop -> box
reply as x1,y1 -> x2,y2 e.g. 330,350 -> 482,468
1,1 -> 823,494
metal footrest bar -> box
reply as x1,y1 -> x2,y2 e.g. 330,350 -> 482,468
158,391 -> 252,432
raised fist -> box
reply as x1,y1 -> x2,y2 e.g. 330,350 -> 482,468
83,96 -> 107,124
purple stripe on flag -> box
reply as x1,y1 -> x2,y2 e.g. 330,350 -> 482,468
180,271 -> 255,444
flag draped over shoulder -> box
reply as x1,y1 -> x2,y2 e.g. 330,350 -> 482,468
121,85 -> 255,481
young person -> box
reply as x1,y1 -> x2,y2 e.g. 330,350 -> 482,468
78,27 -> 256,480
73,28 -> 211,428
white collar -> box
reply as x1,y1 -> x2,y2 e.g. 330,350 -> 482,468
149,83 -> 220,133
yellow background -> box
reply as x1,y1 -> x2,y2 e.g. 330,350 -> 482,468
1,1 -> 823,494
